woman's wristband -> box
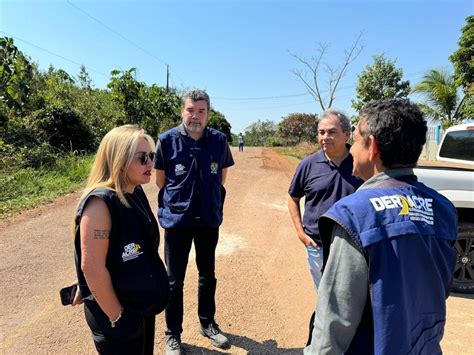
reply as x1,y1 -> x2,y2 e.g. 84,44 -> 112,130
110,307 -> 124,328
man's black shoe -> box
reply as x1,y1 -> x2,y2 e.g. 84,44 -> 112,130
165,334 -> 183,355
200,322 -> 230,349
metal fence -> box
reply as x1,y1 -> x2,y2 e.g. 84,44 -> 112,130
426,126 -> 444,142
421,126 -> 444,161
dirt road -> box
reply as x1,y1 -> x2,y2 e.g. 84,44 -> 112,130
0,147 -> 472,354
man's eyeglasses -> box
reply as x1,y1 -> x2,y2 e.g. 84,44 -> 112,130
136,152 -> 156,165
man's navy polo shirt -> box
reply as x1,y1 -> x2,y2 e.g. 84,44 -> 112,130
288,148 -> 363,243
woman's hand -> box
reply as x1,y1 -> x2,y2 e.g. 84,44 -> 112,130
71,283 -> 83,306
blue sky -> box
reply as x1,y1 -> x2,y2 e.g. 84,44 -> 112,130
1,0 -> 471,133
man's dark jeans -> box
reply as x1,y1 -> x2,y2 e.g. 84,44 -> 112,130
164,226 -> 219,335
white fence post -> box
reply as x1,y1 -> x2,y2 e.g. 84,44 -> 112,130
421,125 -> 444,161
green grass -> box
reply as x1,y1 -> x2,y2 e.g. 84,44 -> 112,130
0,154 -> 94,219
272,142 -> 320,160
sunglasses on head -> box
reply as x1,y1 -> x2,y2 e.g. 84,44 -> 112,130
136,151 -> 156,165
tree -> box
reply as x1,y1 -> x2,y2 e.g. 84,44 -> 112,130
352,54 -> 410,111
0,37 -> 34,110
230,132 -> 239,146
25,107 -> 94,152
107,69 -> 182,137
77,65 -> 93,91
208,109 -> 232,142
107,68 -> 146,125
142,84 -> 181,137
40,65 -> 78,110
289,33 -> 363,110
449,16 -> 474,93
449,16 -> 473,119
277,112 -> 318,145
74,88 -> 121,147
456,94 -> 474,119
244,119 -> 277,146
412,69 -> 462,129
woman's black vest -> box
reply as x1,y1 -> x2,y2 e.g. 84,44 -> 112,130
74,186 -> 169,316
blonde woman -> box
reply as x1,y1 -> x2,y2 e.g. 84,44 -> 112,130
73,125 -> 168,354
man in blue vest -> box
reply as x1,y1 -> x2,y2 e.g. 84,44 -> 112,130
154,90 -> 234,355
305,99 -> 457,354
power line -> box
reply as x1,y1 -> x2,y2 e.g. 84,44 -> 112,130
168,67 -> 187,87
215,69 -> 426,105
0,31 -> 335,106
67,0 -> 189,90
221,100 -> 317,111
213,93 -> 310,101
0,30 -> 109,78
67,0 -> 169,67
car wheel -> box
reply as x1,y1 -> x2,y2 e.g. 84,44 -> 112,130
452,221 -> 474,294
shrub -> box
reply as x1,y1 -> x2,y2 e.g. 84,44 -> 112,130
0,140 -> 58,169
25,107 -> 94,152
266,136 -> 286,146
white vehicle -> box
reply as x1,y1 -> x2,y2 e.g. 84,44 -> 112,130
415,123 -> 474,293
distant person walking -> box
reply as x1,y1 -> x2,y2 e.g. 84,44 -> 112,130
238,133 -> 244,152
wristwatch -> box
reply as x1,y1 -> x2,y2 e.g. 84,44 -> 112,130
110,307 -> 124,328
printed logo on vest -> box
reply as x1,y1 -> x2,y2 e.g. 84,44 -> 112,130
175,164 -> 186,176
122,243 -> 143,262
369,194 -> 434,225
210,162 -> 219,174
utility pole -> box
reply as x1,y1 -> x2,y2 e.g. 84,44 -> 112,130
166,64 -> 169,92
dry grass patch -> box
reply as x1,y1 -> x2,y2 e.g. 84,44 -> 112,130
272,142 -> 319,160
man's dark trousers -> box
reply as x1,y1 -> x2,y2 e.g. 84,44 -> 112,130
164,226 -> 219,335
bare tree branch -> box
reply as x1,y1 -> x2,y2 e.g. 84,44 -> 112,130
289,32 -> 364,110
291,69 -> 319,101
312,44 -> 328,110
328,32 -> 364,107
289,44 -> 327,111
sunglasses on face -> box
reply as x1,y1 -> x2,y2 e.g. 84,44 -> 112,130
136,151 -> 156,165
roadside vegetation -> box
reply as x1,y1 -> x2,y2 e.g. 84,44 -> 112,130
273,142 -> 319,161
0,37 -> 232,220
0,153 -> 93,219
1,16 -> 471,219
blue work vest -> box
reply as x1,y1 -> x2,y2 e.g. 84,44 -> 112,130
158,127 -> 227,229
320,177 -> 457,355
